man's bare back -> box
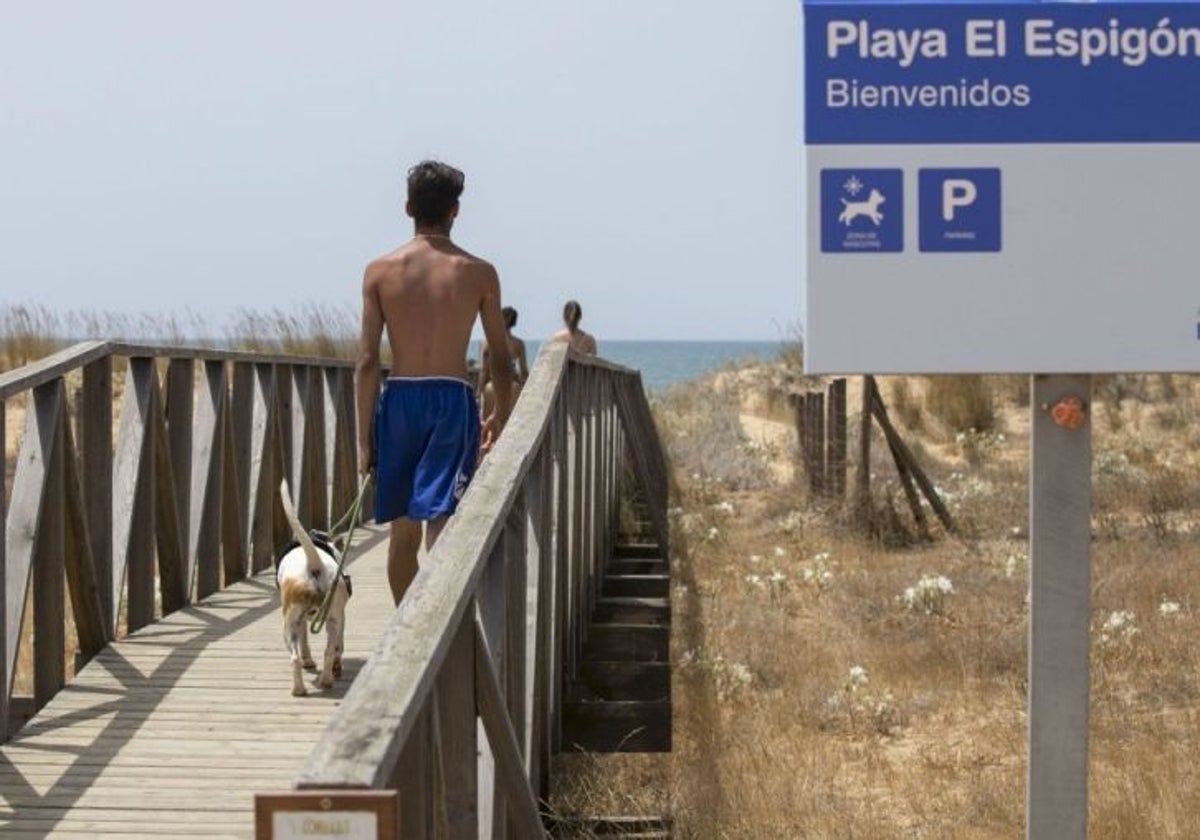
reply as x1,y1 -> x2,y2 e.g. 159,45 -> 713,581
363,235 -> 506,380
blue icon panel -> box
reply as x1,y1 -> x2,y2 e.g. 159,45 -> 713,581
821,168 -> 903,254
919,168 -> 1001,253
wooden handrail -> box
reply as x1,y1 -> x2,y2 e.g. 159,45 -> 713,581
294,342 -> 671,838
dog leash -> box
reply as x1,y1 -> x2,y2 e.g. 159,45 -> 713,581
309,473 -> 372,635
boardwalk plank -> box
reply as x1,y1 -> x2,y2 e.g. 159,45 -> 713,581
0,527 -> 395,838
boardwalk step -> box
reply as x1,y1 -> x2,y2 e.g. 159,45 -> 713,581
548,815 -> 673,838
593,597 -> 670,626
613,543 -> 663,560
568,661 -> 671,702
561,700 -> 671,752
583,625 -> 669,663
603,575 -> 670,599
607,558 -> 668,576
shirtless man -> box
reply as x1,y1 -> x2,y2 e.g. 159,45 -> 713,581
355,161 -> 514,605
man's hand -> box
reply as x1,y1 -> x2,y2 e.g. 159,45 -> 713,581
480,409 -> 507,456
358,444 -> 375,478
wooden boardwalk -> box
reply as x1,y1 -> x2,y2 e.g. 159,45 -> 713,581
0,527 -> 393,839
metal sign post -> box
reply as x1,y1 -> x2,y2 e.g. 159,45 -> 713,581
1028,375 -> 1092,840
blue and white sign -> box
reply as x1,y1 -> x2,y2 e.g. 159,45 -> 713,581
821,168 -> 903,253
803,0 -> 1200,373
918,168 -> 1001,252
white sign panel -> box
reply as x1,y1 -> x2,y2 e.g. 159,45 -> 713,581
803,0 -> 1200,374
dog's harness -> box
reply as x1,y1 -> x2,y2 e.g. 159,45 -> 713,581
275,475 -> 372,635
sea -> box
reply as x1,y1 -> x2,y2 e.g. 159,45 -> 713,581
519,340 -> 784,393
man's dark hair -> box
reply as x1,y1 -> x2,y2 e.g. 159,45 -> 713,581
407,161 -> 465,225
502,306 -> 518,329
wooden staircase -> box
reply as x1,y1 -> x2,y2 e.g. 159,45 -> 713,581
562,541 -> 672,754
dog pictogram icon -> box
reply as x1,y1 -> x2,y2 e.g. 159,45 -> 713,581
838,188 -> 885,227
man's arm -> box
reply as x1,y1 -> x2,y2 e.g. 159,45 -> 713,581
477,341 -> 492,396
355,267 -> 385,476
516,339 -> 529,383
478,265 -> 513,451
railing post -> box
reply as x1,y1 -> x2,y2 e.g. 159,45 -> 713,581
114,357 -> 158,632
166,358 -> 194,566
231,362 -> 255,563
82,357 -> 113,639
478,536 -> 508,837
248,363 -> 278,574
526,446 -> 554,798
32,381 -> 67,711
551,393 -> 570,755
191,360 -> 226,599
434,611 -> 478,838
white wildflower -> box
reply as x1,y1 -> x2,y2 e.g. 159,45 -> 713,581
712,501 -> 735,515
728,662 -> 752,686
773,546 -> 787,558
749,554 -> 763,564
768,570 -> 787,585
707,526 -> 720,541
1159,600 -> 1183,617
1100,609 -> 1139,645
901,574 -> 954,615
744,574 -> 764,588
848,665 -> 869,689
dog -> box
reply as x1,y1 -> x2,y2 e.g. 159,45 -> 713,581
277,479 -> 351,696
838,188 -> 885,227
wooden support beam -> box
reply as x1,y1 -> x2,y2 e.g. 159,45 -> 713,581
60,394 -> 109,662
828,378 -> 848,498
152,397 -> 187,614
857,376 -> 873,516
870,385 -> 956,534
32,382 -> 66,711
81,357 -> 113,638
190,360 -> 226,599
474,620 -> 546,839
112,357 -> 157,632
165,358 -> 194,572
434,613 -> 479,839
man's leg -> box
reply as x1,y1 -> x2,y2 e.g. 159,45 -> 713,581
425,515 -> 450,552
388,517 -> 422,605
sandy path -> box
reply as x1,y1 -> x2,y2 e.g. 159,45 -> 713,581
739,412 -> 795,485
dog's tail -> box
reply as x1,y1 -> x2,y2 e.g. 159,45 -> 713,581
279,479 -> 326,581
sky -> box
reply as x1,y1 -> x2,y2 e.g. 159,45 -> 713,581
0,2 -> 802,342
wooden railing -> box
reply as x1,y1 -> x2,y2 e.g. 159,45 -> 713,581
295,342 -> 670,838
0,342 -> 359,738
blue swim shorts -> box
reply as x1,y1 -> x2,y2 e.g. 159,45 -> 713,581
373,377 -> 481,523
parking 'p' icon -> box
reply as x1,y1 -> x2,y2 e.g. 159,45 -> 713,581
920,168 -> 1001,252
942,179 -> 977,221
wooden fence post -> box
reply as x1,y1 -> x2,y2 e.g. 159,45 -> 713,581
828,379 -> 847,498
81,358 -> 113,638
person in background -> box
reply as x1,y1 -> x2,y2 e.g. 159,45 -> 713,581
478,306 -> 528,420
552,299 -> 597,355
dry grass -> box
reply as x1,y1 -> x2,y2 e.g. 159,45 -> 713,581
554,365 -> 1200,838
0,302 -> 362,374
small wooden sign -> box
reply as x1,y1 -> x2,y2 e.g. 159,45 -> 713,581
255,791 -> 398,840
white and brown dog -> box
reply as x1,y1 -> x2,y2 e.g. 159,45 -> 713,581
277,480 -> 351,696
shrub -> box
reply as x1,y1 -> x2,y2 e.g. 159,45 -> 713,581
926,375 -> 996,433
